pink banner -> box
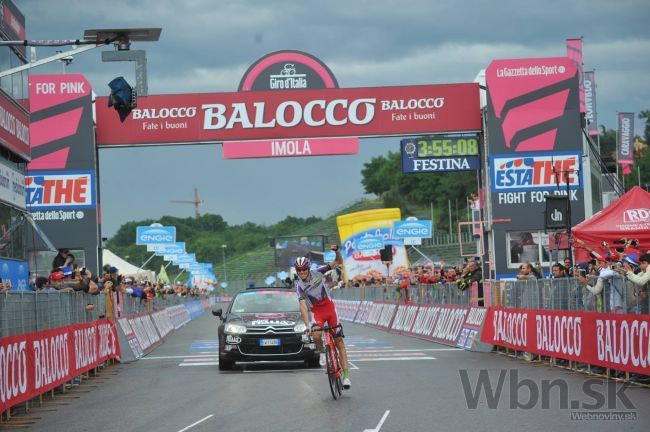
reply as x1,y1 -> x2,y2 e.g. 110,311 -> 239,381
95,83 -> 481,146
223,136 -> 358,158
0,320 -> 121,413
482,307 -> 650,375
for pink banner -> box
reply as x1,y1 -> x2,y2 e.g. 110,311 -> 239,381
223,137 -> 358,158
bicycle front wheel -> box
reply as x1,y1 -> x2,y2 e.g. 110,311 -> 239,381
325,345 -> 340,400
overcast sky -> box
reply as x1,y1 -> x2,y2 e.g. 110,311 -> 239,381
21,0 -> 650,238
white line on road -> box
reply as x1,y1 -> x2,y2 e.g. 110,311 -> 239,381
142,354 -> 219,360
351,357 -> 436,362
178,362 -> 219,367
177,414 -> 214,432
347,348 -> 459,353
363,410 -> 390,432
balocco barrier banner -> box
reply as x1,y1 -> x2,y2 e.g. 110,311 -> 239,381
481,307 -> 650,375
126,312 -> 162,355
95,83 -> 481,146
365,302 -> 398,330
403,304 -> 470,346
0,320 -> 120,413
167,305 -> 191,329
354,301 -> 373,324
332,300 -> 361,322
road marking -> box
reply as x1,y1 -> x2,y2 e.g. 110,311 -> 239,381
177,414 -> 214,432
183,357 -> 219,362
347,348 -> 459,353
363,410 -> 390,432
352,357 -> 436,362
143,354 -> 219,360
349,352 -> 427,358
179,362 -> 219,367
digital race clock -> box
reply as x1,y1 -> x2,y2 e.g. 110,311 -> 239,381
415,136 -> 479,157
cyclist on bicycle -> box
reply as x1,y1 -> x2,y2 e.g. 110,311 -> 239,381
294,245 -> 351,389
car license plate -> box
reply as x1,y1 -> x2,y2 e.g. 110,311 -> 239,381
259,339 -> 281,347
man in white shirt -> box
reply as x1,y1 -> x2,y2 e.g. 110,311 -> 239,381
615,253 -> 650,286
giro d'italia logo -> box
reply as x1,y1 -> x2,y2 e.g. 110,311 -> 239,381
239,50 -> 338,92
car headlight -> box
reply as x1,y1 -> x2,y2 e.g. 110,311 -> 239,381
224,323 -> 247,334
294,322 -> 307,333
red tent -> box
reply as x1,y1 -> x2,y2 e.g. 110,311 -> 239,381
572,186 -> 650,260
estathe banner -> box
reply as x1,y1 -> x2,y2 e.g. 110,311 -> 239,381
481,307 -> 650,376
28,74 -> 100,274
95,83 -> 481,146
485,56 -> 585,278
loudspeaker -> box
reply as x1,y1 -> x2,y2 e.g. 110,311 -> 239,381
379,245 -> 393,262
545,196 -> 569,229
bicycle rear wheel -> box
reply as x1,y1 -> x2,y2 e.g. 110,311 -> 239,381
325,345 -> 339,400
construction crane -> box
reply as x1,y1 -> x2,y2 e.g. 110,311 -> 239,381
170,188 -> 204,218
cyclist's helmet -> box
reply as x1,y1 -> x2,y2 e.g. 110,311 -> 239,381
294,256 -> 311,271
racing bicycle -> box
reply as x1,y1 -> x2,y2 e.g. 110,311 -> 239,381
314,324 -> 344,400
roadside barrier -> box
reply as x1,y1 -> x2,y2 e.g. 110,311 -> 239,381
332,296 -> 492,352
0,319 -> 120,414
482,307 -> 650,376
115,298 -> 216,362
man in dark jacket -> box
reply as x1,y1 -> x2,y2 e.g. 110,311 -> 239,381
457,260 -> 484,306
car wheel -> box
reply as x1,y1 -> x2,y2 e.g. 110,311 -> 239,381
219,358 -> 234,371
305,356 -> 321,368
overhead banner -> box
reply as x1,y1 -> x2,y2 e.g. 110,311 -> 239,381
616,112 -> 634,164
95,83 -> 481,147
28,74 -> 100,274
583,71 -> 598,136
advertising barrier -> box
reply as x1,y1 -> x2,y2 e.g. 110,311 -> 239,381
332,300 -> 361,322
0,320 -> 120,413
481,307 -> 650,375
167,305 -> 192,329
390,304 -> 420,334
125,312 -> 162,355
365,302 -> 398,331
116,317 -> 144,361
150,309 -> 175,340
354,301 -> 373,324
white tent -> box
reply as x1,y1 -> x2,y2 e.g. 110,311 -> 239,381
102,249 -> 156,281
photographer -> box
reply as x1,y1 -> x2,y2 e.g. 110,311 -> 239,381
615,253 -> 650,314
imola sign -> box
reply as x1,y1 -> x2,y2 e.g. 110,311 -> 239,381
95,84 -> 481,147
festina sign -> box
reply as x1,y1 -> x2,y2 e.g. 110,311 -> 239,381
402,156 -> 480,173
95,84 -> 481,146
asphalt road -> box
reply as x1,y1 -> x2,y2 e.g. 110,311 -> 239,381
20,312 -> 650,432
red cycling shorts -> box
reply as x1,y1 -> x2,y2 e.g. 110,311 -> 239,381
311,297 -> 344,337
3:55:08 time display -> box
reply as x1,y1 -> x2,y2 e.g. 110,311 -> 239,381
416,136 -> 479,157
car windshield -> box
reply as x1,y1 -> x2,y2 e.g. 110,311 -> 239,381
230,290 -> 299,313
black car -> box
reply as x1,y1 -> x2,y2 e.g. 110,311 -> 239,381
213,288 -> 320,370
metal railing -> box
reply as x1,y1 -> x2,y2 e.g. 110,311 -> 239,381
331,275 -> 649,315
488,275 -> 648,314
0,291 -> 210,338
331,283 -> 472,306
